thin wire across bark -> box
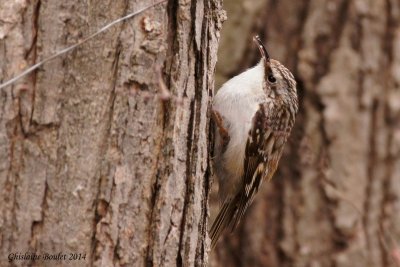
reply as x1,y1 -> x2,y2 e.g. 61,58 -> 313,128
0,0 -> 167,91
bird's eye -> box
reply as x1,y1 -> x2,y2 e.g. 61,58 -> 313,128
268,74 -> 277,84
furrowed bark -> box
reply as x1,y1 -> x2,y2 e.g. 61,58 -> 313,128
0,0 -> 224,266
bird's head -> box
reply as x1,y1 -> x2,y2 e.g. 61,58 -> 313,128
253,35 -> 297,104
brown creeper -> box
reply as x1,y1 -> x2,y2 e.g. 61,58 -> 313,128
210,36 -> 298,248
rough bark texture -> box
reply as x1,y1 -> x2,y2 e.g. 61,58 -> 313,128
211,0 -> 400,267
0,0 -> 224,266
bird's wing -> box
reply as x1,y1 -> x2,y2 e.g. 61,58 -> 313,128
229,104 -> 272,230
210,105 -> 268,248
210,104 -> 287,248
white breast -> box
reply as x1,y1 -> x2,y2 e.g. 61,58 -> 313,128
213,62 -> 266,193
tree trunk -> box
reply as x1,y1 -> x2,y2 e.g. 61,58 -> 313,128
0,0 -> 224,266
211,0 -> 400,267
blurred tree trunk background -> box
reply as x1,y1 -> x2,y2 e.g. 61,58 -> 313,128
210,0 -> 400,267
0,0 -> 224,266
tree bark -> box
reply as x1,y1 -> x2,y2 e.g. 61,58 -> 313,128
0,0 -> 224,266
211,0 -> 400,267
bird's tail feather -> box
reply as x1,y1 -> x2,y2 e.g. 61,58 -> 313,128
209,202 -> 236,249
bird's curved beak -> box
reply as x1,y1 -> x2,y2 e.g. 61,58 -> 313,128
253,35 -> 273,78
253,35 -> 270,63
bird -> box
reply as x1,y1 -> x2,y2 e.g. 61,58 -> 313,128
210,35 -> 298,249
